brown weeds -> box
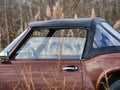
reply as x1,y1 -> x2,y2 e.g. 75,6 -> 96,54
101,68 -> 112,90
91,8 -> 96,18
113,20 -> 120,31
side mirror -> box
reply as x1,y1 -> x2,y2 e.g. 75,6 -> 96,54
0,56 -> 7,60
0,52 -> 11,64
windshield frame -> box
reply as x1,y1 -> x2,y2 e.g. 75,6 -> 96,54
0,29 -> 28,56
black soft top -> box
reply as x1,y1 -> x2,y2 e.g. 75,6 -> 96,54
29,18 -> 105,29
28,17 -> 120,59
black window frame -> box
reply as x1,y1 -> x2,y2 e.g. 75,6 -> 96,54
82,21 -> 120,59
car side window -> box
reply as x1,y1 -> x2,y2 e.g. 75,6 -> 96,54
15,29 -> 86,60
93,25 -> 120,48
15,30 -> 49,59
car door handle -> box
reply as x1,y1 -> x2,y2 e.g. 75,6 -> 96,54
62,65 -> 78,72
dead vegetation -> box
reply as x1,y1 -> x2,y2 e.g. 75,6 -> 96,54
0,0 -> 120,50
113,20 -> 120,31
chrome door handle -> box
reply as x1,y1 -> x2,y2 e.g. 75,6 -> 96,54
62,65 -> 78,72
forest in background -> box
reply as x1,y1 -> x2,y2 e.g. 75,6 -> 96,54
0,0 -> 120,50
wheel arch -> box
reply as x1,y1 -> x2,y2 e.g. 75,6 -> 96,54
96,68 -> 120,90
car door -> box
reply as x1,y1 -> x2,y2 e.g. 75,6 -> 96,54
0,28 -> 86,90
0,58 -> 82,90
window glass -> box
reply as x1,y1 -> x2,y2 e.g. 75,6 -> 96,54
93,25 -> 120,48
102,22 -> 120,38
15,29 -> 86,60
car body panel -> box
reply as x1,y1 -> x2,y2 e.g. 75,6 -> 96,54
84,53 -> 120,89
0,60 -> 83,90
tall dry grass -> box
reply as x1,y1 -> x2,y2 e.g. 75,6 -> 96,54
113,20 -> 120,31
46,5 -> 52,19
0,0 -> 120,50
100,68 -> 111,90
46,1 -> 64,19
91,8 -> 96,18
9,65 -> 112,90
9,65 -> 79,90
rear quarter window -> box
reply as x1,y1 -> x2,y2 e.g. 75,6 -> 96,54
93,25 -> 120,48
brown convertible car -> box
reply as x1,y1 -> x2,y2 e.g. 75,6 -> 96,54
0,18 -> 120,90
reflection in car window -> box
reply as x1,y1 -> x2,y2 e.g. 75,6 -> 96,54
93,25 -> 120,48
15,29 -> 86,60
102,22 -> 120,37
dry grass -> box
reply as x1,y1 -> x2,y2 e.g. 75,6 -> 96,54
1,0 -> 120,50
74,13 -> 78,19
9,65 -> 112,90
113,20 -> 120,31
34,12 -> 40,21
10,66 -> 79,90
53,1 -> 64,19
46,5 -> 52,19
46,1 -> 64,19
91,8 -> 96,18
100,68 -> 112,90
